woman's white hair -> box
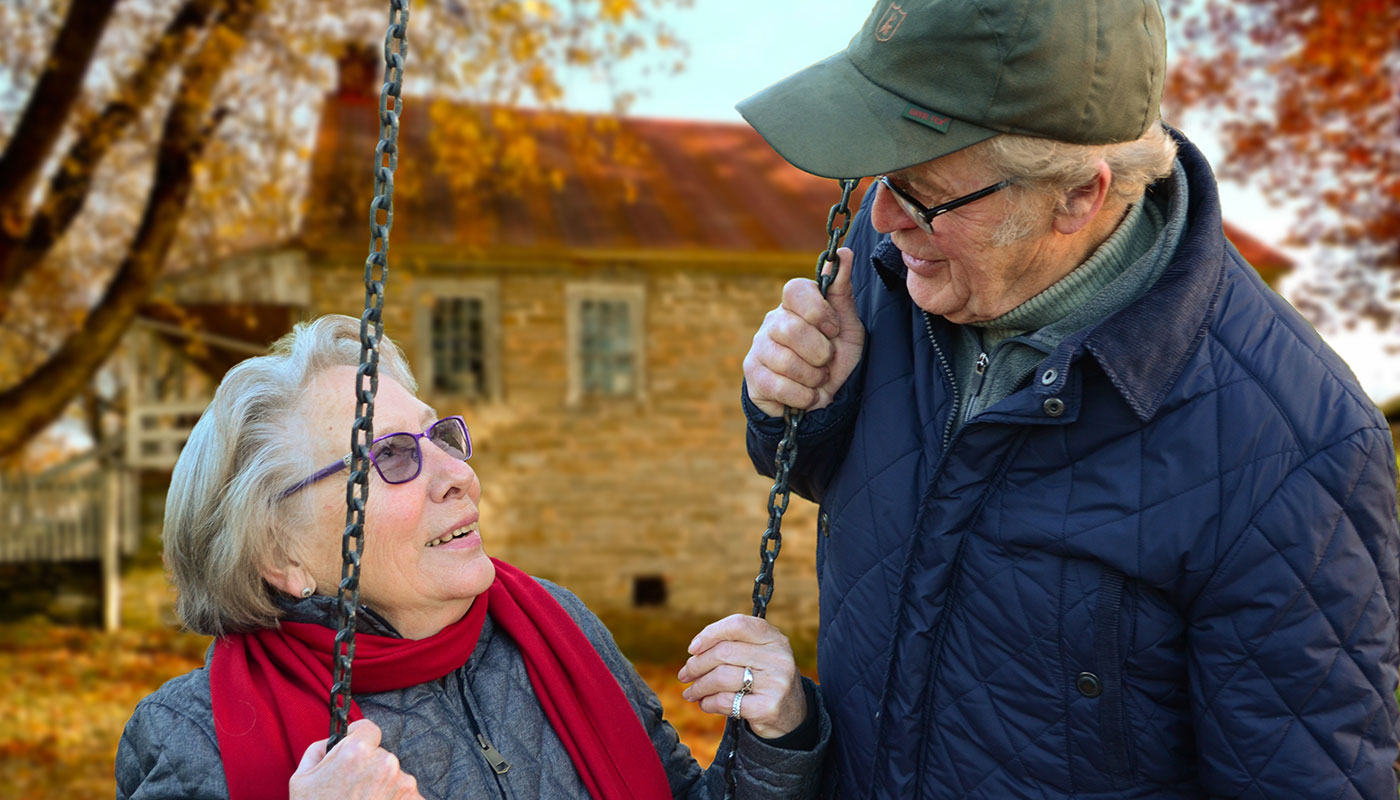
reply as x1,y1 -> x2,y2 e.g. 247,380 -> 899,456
164,314 -> 417,636
974,123 -> 1179,245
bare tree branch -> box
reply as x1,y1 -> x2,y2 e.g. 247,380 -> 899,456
0,0 -> 263,458
0,0 -> 120,232
0,0 -> 222,291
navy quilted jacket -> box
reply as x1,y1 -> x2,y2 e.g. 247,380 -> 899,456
745,132 -> 1400,798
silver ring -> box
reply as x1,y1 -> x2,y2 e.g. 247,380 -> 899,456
731,666 -> 755,720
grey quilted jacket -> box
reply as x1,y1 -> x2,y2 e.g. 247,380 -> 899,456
116,579 -> 828,799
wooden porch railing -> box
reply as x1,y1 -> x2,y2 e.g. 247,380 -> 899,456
0,455 -> 139,630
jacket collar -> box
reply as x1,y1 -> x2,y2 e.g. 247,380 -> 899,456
1081,130 -> 1225,421
870,128 -> 1226,423
276,592 -> 403,637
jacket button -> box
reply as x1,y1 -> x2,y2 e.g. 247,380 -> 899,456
1076,671 -> 1102,698
1043,397 -> 1065,417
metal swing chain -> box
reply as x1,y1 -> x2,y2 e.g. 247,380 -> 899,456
329,0 -> 410,750
750,177 -> 858,620
720,176 -> 858,798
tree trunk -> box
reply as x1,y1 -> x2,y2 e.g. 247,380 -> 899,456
0,0 -> 120,236
0,0 -> 218,292
0,0 -> 262,458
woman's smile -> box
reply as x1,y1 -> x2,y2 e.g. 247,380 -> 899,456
425,522 -> 481,549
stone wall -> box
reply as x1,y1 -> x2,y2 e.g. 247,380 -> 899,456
309,254 -> 822,644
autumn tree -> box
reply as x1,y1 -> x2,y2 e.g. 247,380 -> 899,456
1164,0 -> 1399,328
0,0 -> 685,459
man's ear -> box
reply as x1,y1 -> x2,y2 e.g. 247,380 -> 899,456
1053,160 -> 1113,235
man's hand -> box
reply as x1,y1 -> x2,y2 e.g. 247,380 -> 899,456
743,247 -> 864,417
290,719 -> 424,800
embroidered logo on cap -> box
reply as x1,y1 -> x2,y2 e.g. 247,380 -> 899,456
902,104 -> 951,133
875,3 -> 907,42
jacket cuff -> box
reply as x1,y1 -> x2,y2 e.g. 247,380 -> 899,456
732,676 -> 829,794
741,367 -> 864,450
749,680 -> 820,751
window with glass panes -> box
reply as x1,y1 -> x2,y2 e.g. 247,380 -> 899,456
430,296 -> 487,396
566,283 -> 644,403
579,298 -> 635,395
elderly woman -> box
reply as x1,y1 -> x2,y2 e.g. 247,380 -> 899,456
117,315 -> 827,799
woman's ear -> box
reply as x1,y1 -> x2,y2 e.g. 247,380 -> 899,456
1053,160 -> 1113,235
262,555 -> 313,598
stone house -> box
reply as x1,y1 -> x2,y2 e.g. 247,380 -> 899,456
128,61 -> 874,641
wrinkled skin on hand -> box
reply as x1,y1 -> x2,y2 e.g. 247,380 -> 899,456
743,248 -> 865,418
678,614 -> 807,739
290,718 -> 425,800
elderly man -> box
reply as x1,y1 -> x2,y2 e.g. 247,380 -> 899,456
738,0 -> 1400,797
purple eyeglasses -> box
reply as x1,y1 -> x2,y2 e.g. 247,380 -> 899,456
279,416 -> 472,499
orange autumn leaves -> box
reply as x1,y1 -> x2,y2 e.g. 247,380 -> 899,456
0,621 -> 211,798
1165,0 -> 1400,326
0,0 -> 689,460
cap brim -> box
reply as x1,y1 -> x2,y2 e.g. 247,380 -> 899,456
736,51 -> 1000,179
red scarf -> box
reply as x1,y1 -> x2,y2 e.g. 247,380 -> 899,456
210,559 -> 671,799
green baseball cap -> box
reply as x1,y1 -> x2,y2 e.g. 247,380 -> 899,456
736,0 -> 1167,179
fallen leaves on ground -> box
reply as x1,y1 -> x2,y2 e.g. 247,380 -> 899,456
0,621 -> 211,799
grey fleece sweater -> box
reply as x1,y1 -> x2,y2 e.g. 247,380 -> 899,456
116,579 -> 828,799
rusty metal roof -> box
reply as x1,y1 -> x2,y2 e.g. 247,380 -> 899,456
1220,220 -> 1294,286
302,90 -> 1291,282
303,93 -> 870,257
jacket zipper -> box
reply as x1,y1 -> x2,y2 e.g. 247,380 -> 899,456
476,733 -> 511,775
963,351 -> 989,424
922,311 -> 960,449
902,312 -> 1034,797
456,675 -> 512,794
876,311 -> 965,798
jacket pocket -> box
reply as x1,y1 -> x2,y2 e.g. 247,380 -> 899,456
1094,566 -> 1133,787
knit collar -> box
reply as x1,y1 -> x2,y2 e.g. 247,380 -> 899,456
973,194 -> 1161,348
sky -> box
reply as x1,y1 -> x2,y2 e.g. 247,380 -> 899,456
561,0 -> 1400,405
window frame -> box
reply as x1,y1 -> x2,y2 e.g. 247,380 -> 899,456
413,278 -> 502,403
564,282 -> 646,405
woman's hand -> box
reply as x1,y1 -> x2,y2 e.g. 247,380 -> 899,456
290,718 -> 424,800
678,614 -> 807,739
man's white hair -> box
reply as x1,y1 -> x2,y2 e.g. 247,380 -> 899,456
976,123 -> 1179,246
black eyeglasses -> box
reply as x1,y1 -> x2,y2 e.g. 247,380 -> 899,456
877,175 -> 1012,235
280,416 -> 472,499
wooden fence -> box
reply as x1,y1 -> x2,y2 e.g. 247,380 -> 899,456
0,456 -> 139,630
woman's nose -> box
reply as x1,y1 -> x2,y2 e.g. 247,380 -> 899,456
424,443 -> 479,503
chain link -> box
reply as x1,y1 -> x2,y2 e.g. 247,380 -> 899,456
751,176 -> 855,620
721,177 -> 859,798
328,0 -> 410,750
